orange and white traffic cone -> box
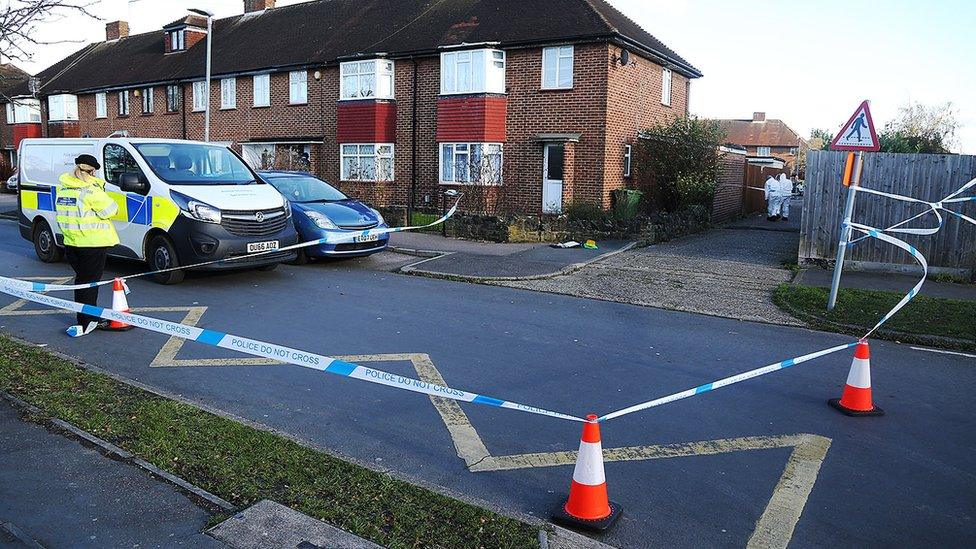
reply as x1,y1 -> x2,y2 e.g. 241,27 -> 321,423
106,278 -> 134,331
552,414 -> 622,531
829,340 -> 884,416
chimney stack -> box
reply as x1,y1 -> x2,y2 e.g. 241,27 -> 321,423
752,112 -> 766,122
244,0 -> 275,12
106,21 -> 129,41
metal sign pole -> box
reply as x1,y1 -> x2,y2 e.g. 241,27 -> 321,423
827,151 -> 864,310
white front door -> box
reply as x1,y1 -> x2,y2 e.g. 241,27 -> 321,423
542,143 -> 564,213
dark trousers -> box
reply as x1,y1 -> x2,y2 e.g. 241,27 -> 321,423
65,246 -> 109,325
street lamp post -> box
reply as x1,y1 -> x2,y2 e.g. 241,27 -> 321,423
189,8 -> 214,142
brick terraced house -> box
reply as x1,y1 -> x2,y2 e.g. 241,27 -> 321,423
1,63 -> 35,174
716,112 -> 807,174
20,0 -> 700,215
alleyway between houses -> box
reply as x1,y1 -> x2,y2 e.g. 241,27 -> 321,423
499,199 -> 804,325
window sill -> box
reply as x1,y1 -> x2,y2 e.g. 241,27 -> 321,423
288,101 -> 309,106
438,90 -> 507,97
438,181 -> 502,187
338,96 -> 395,102
164,110 -> 180,115
252,104 -> 271,109
661,102 -> 672,108
540,86 -> 573,91
140,113 -> 154,116
117,114 -> 130,118
340,179 -> 394,184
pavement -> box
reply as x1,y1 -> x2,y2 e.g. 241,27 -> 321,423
0,192 -> 16,219
796,267 -> 976,301
500,199 -> 804,325
390,231 -> 634,280
1,214 -> 975,548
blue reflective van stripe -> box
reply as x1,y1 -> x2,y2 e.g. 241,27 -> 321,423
326,360 -> 357,376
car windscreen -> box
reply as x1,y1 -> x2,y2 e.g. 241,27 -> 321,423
262,174 -> 348,202
133,143 -> 260,185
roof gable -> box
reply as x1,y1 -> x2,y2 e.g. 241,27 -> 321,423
716,118 -> 806,148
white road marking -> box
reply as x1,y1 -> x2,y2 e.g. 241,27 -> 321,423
910,346 -> 976,359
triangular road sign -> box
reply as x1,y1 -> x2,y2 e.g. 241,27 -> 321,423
830,100 -> 880,151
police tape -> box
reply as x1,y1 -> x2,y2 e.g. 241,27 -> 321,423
22,196 -> 462,293
0,275 -> 585,424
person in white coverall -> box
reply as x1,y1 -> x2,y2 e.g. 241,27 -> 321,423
777,173 -> 794,221
764,175 -> 782,221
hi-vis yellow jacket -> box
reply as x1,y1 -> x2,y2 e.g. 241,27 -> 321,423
55,173 -> 121,247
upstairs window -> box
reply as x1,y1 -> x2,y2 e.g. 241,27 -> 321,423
166,85 -> 180,112
192,81 -> 207,111
661,68 -> 672,106
220,77 -> 236,109
141,87 -> 153,114
757,146 -> 771,156
289,70 -> 308,104
340,59 -> 394,100
47,94 -> 79,121
624,144 -> 632,177
95,93 -> 107,118
440,49 -> 505,95
253,74 -> 270,107
118,90 -> 130,116
169,29 -> 185,51
14,98 -> 41,123
439,143 -> 503,185
542,45 -> 574,89
340,144 -> 394,182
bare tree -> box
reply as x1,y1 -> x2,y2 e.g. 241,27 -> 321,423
0,0 -> 97,63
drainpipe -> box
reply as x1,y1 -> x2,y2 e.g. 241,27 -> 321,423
408,57 -> 419,224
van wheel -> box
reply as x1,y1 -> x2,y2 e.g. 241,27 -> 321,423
33,220 -> 63,263
147,235 -> 185,285
288,248 -> 310,266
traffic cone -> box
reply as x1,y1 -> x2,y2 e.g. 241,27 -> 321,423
552,414 -> 622,532
829,340 -> 884,416
106,278 -> 134,331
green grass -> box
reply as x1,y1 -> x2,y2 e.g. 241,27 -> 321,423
409,212 -> 443,233
774,284 -> 976,351
0,336 -> 539,549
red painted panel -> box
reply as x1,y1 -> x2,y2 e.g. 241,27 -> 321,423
48,121 -> 81,138
12,123 -> 41,148
436,96 -> 507,142
337,100 -> 396,143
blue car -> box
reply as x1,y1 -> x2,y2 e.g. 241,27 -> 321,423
259,171 -> 389,264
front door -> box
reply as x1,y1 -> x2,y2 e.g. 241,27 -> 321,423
542,143 -> 564,214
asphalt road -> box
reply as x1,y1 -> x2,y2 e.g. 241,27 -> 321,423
1,218 -> 974,548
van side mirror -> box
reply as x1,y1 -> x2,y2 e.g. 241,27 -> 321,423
119,172 -> 148,194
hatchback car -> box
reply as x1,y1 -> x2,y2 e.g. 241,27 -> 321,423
259,171 -> 388,263
4,173 -> 16,193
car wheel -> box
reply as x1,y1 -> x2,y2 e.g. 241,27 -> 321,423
147,235 -> 185,285
288,248 -> 310,266
33,220 -> 63,263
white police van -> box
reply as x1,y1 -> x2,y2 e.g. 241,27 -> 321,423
18,138 -> 298,284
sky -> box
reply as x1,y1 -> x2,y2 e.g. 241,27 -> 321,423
9,0 -> 976,153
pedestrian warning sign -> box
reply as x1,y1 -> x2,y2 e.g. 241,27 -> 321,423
830,100 -> 880,151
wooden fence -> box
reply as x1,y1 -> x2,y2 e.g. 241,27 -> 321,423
743,164 -> 788,216
800,151 -> 976,273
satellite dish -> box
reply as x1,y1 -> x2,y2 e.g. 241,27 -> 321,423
619,49 -> 630,66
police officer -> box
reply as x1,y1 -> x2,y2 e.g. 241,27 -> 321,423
56,154 -> 120,336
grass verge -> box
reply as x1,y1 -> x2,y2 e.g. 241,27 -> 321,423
773,284 -> 976,352
0,335 -> 540,548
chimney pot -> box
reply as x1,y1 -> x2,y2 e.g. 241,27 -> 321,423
106,20 -> 129,41
753,112 -> 766,122
244,0 -> 275,13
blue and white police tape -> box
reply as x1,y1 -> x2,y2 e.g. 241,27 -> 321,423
0,275 -> 585,424
23,196 -> 462,293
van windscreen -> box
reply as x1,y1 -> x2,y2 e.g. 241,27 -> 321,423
133,143 -> 259,185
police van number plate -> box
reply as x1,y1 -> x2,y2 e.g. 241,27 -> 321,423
247,240 -> 280,253
353,234 -> 380,243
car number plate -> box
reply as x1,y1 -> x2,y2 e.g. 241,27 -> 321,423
353,234 -> 380,243
247,240 -> 279,253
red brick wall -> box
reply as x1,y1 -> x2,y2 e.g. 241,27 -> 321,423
13,123 -> 42,147
436,95 -> 506,143
336,100 -> 396,143
711,150 -> 746,223
47,121 -> 80,138
0,106 -> 12,153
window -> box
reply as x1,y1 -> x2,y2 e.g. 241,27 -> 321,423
542,46 -> 574,89
118,90 -> 130,116
789,147 -> 798,156
289,70 -> 307,104
141,87 -> 153,114
661,68 -> 672,106
13,98 -> 41,123
166,85 -> 180,112
340,144 -> 394,182
169,29 -> 185,51
47,94 -> 78,121
192,81 -> 207,111
252,74 -> 270,107
95,93 -> 107,118
624,144 -> 632,178
220,78 -> 236,109
439,143 -> 503,185
4,102 -> 13,123
103,143 -> 144,188
340,59 -> 394,100
757,146 -> 771,156
440,49 -> 505,95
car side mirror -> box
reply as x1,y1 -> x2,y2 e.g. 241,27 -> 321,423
119,172 -> 148,194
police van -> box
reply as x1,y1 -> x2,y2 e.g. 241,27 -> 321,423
17,138 -> 298,284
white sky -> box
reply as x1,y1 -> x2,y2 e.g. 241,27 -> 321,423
11,0 -> 976,153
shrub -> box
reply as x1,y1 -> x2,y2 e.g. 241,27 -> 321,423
675,174 -> 716,209
633,117 -> 725,212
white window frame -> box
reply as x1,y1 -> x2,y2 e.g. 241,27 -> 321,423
541,45 -> 574,89
6,101 -> 15,123
141,87 -> 153,114
220,77 -> 236,109
47,94 -> 78,122
340,59 -> 395,100
13,98 -> 41,123
661,67 -> 673,106
440,49 -> 506,95
439,143 -> 504,185
340,143 -> 395,182
95,93 -> 107,118
192,81 -> 207,112
118,90 -> 130,116
169,29 -> 185,51
252,74 -> 270,107
624,144 -> 632,177
166,85 -> 180,112
757,146 -> 771,156
289,70 -> 308,104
